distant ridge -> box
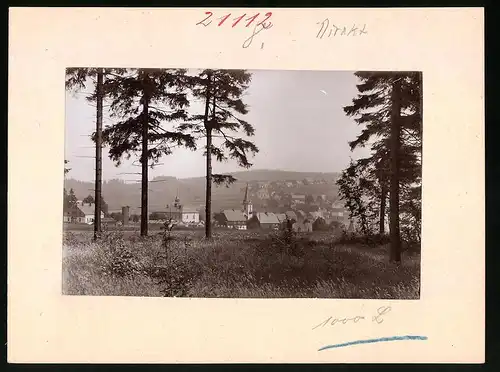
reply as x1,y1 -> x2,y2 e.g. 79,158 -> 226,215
180,168 -> 340,181
64,169 -> 340,214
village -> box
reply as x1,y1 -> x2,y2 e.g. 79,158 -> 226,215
63,178 -> 352,233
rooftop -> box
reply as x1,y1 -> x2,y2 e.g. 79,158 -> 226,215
77,203 -> 102,216
255,212 -> 280,224
223,209 -> 247,222
182,205 -> 200,213
276,213 -> 287,222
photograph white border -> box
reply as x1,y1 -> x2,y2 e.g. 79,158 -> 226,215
8,7 -> 484,363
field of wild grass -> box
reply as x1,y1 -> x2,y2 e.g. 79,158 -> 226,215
62,229 -> 421,299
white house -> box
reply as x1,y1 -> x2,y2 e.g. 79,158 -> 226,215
74,202 -> 105,224
181,205 -> 200,224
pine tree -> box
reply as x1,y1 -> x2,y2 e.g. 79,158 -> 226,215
341,71 -> 422,262
100,68 -> 197,236
67,188 -> 78,209
63,161 -> 71,214
100,195 -> 109,215
340,154 -> 389,235
83,194 -> 95,204
389,77 -> 403,262
80,194 -> 107,214
64,160 -> 71,175
337,159 -> 377,236
63,188 -> 69,211
66,68 -> 119,239
178,69 -> 259,239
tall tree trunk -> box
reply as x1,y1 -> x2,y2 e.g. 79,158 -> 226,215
418,71 -> 423,171
390,77 -> 402,263
204,72 -> 212,239
379,183 -> 387,235
417,72 -> 423,246
140,87 -> 150,237
93,69 -> 103,241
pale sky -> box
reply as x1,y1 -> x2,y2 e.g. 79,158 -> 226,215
64,69 -> 369,182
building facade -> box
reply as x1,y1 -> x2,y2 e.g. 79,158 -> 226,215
181,206 -> 200,224
254,212 -> 280,230
222,209 -> 247,230
64,202 -> 105,224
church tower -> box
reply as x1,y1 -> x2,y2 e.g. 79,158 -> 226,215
242,183 -> 253,220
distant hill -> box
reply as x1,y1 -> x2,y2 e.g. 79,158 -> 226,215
64,169 -> 340,215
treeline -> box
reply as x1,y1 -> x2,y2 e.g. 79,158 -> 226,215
337,72 -> 422,262
65,68 -> 259,238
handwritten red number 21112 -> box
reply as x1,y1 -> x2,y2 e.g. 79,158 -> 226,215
196,12 -> 273,28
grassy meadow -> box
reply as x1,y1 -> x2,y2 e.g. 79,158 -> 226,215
62,228 -> 421,299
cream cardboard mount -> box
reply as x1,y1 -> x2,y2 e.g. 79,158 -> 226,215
7,7 -> 484,363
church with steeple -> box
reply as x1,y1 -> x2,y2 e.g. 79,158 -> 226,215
242,183 -> 253,220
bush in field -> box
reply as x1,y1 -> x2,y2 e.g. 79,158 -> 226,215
148,222 -> 204,297
335,229 -> 390,247
101,246 -> 143,277
312,217 -> 330,232
152,263 -> 198,297
62,231 -> 161,296
260,223 -> 306,259
99,232 -> 144,277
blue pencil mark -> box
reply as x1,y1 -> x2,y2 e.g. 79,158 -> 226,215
318,335 -> 428,351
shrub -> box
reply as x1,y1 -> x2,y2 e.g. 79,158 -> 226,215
62,232 -> 159,296
335,230 -> 390,247
262,225 -> 307,259
312,217 -> 330,232
99,234 -> 144,278
147,223 -> 203,297
101,246 -> 144,277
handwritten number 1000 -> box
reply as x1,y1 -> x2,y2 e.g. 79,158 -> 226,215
197,12 -> 273,28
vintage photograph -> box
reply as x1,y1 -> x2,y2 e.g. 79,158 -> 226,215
62,68 -> 422,299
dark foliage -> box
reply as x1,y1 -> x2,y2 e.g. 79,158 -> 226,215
338,72 -> 422,255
